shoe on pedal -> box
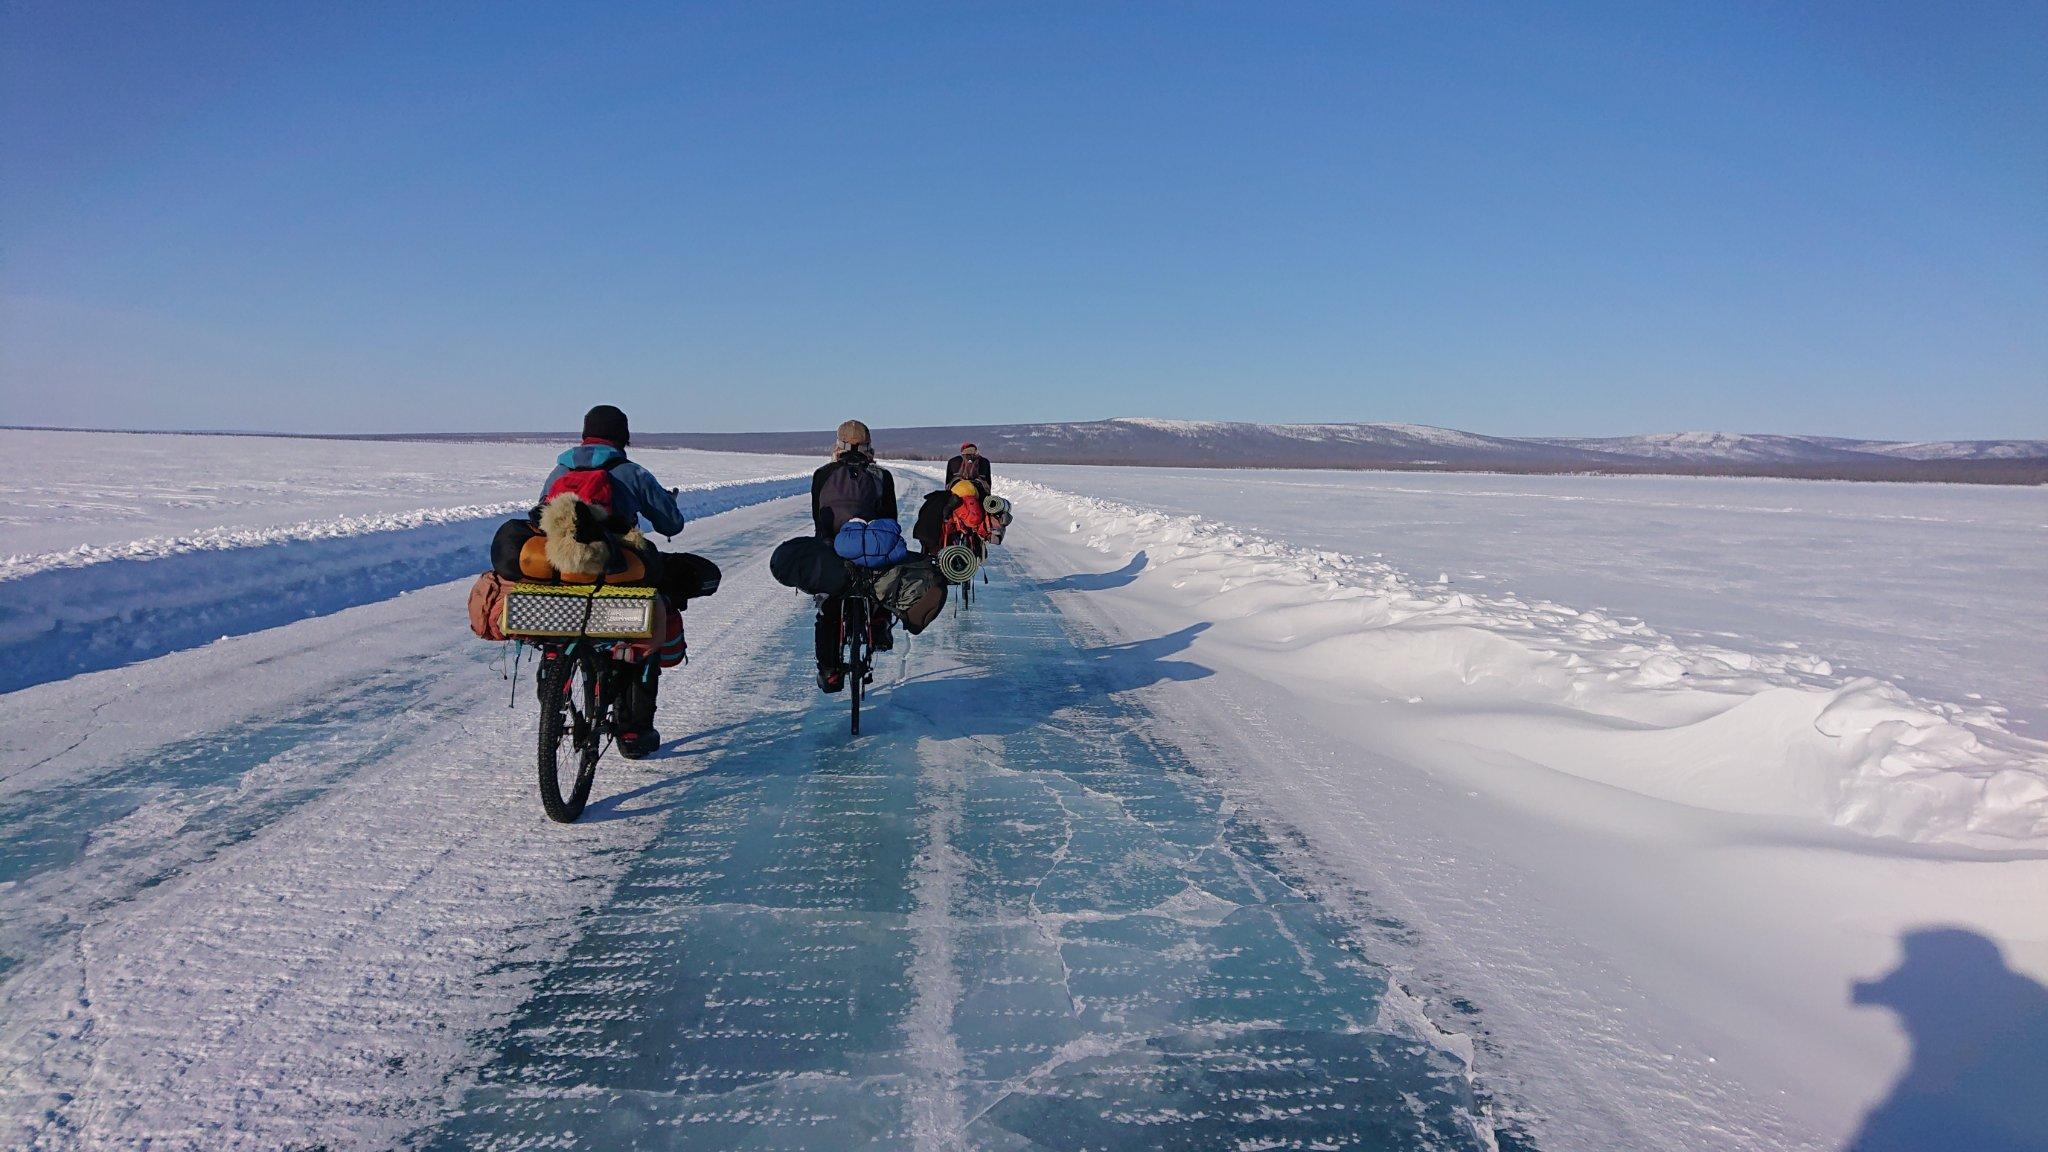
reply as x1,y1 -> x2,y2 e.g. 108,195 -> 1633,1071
818,668 -> 846,694
617,728 -> 660,759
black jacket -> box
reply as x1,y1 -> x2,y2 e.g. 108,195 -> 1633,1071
811,455 -> 898,538
946,454 -> 992,490
912,489 -> 958,553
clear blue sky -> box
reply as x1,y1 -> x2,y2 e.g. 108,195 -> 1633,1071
2,1 -> 2042,438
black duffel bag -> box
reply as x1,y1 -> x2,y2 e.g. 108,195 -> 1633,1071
770,536 -> 850,595
659,551 -> 722,602
490,517 -> 539,581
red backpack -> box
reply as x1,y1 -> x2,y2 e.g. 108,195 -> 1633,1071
947,496 -> 988,539
545,466 -> 621,521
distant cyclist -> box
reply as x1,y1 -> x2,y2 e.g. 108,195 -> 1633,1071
812,420 -> 899,693
946,441 -> 992,494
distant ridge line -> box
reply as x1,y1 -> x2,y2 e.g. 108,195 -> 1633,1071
6,420 -> 2044,484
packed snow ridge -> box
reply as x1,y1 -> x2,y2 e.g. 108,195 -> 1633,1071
1003,478 -> 2048,850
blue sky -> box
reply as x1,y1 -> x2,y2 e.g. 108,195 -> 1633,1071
2,2 -> 2041,438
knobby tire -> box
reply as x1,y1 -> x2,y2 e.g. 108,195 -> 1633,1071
537,651 -> 604,823
845,594 -> 869,737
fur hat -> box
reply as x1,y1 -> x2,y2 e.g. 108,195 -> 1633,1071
836,419 -> 873,458
583,404 -> 630,445
538,494 -> 610,576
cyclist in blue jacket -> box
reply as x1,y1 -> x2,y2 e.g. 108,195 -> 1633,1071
539,405 -> 690,758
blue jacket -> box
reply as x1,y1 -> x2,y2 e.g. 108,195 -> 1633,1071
539,442 -> 686,537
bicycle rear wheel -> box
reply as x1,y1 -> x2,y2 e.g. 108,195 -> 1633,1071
537,650 -> 604,822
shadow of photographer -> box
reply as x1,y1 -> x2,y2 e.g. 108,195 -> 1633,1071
1846,926 -> 2048,1152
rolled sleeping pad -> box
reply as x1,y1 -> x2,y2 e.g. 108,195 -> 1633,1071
982,494 -> 1010,516
936,542 -> 982,584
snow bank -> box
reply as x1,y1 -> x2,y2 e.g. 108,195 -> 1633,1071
1004,478 -> 2048,850
0,475 -> 806,693
1,501 -> 528,580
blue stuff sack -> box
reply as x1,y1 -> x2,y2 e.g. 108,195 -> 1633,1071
833,518 -> 910,569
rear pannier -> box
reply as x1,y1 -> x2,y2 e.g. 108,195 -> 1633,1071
468,571 -> 514,641
874,557 -> 948,635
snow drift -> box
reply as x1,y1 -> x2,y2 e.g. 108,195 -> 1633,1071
1003,478 -> 2048,850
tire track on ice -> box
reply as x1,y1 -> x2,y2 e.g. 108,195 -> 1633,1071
0,498 -> 812,1151
906,737 -> 972,1151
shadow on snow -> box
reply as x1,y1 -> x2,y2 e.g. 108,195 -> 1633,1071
1846,926 -> 2048,1152
1038,550 -> 1147,593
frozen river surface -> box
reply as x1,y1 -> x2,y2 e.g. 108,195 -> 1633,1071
422,546 -> 1488,1150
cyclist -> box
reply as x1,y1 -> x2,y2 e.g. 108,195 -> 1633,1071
812,419 -> 898,693
536,404 -> 688,758
946,441 -> 992,493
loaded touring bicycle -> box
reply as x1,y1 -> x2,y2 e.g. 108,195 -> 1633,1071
471,511 -> 694,822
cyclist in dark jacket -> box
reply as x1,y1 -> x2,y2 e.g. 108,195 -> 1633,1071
813,422 -> 899,539
812,420 -> 898,693
945,442 -> 992,493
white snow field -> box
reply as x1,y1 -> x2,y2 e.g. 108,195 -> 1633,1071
0,430 -> 818,693
0,428 -> 826,568
0,431 -> 2043,1151
1001,463 -> 2048,734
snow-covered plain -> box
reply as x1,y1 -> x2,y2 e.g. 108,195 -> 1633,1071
0,428 -> 819,570
1,432 -> 2043,1151
1004,463 -> 2048,733
0,430 -> 818,693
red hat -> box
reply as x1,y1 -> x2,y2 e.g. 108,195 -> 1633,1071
960,441 -> 977,450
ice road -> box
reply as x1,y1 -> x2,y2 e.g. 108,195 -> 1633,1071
0,485 -> 1496,1151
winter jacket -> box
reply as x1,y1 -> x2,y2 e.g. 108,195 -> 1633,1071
946,454 -> 992,491
538,441 -> 686,537
812,456 -> 898,538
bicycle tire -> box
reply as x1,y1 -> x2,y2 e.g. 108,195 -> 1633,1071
537,650 -> 603,823
850,645 -> 863,735
845,595 -> 868,737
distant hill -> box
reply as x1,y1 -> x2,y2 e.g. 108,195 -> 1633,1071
1535,431 -> 2048,465
616,418 -> 2046,483
11,420 -> 2043,482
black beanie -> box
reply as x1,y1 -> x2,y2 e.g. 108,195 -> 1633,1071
582,404 -> 630,445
